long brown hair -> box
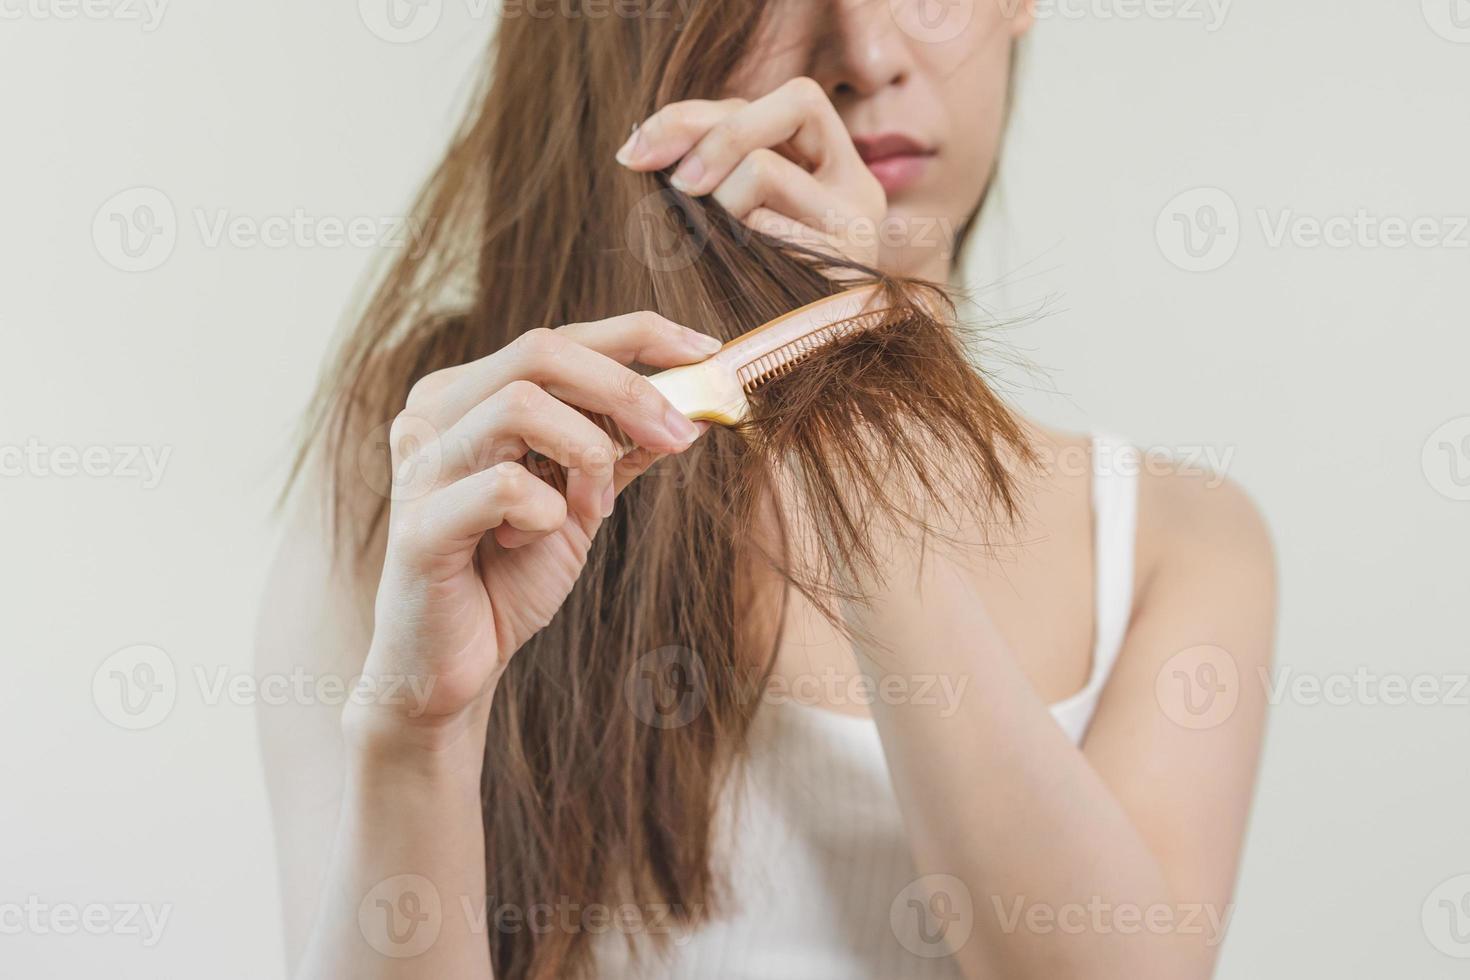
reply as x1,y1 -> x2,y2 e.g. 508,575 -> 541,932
297,3 -> 1029,977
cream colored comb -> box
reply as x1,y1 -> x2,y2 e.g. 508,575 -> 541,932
529,284 -> 890,489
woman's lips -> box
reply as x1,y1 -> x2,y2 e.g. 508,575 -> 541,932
853,133 -> 936,197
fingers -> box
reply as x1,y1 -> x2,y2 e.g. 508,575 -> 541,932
610,421 -> 712,495
430,380 -> 619,522
661,77 -> 863,196
555,309 -> 722,367
615,98 -> 748,172
412,462 -> 568,560
616,78 -> 886,266
711,149 -> 848,226
405,326 -> 700,453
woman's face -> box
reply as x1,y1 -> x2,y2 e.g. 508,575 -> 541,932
730,0 -> 1034,278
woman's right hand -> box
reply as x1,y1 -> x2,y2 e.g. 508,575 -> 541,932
346,312 -> 720,755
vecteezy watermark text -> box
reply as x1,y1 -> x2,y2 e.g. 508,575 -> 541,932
0,0 -> 169,30
992,895 -> 1235,947
0,897 -> 172,948
0,440 -> 171,488
93,187 -> 434,273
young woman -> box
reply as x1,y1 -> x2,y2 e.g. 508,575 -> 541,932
257,2 -> 1275,978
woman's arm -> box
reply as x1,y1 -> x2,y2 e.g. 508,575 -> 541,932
850,469 -> 1275,979
257,493 -> 496,978
257,313 -> 718,978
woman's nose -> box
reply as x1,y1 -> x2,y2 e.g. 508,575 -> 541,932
813,0 -> 915,100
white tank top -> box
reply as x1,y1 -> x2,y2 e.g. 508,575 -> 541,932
592,434 -> 1140,978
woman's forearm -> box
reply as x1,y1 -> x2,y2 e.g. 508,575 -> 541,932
849,557 -> 1204,980
296,711 -> 494,980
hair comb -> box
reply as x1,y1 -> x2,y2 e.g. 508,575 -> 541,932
528,284 -> 892,489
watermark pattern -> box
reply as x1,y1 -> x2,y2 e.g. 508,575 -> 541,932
1154,644 -> 1240,730
1029,0 -> 1231,31
92,186 -> 431,273
93,187 -> 177,273
625,187 -> 708,275
192,665 -> 436,714
0,0 -> 169,31
1155,187 -> 1241,273
992,895 -> 1234,946
92,645 -> 438,730
1423,874 -> 1470,958
623,645 -> 709,729
462,896 -> 699,944
359,875 -> 443,958
1257,209 -> 1469,251
356,876 -> 702,959
1422,0 -> 1470,43
624,185 -> 961,274
358,0 -> 444,43
889,0 -> 976,45
1423,416 -> 1470,501
890,874 -> 975,958
92,644 -> 178,731
1034,439 -> 1235,488
1262,667 -> 1470,709
0,440 -> 171,488
0,897 -> 172,948
1158,187 -> 1469,272
358,0 -> 696,43
764,668 -> 970,717
1157,645 -> 1470,730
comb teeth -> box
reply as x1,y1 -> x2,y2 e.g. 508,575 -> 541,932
736,309 -> 889,394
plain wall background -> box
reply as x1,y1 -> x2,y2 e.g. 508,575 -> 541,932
2,2 -> 1466,976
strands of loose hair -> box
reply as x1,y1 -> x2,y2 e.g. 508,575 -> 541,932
291,4 -> 1030,979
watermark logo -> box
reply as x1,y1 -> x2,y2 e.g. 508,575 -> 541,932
359,875 -> 443,958
93,187 -> 177,273
1422,873 -> 1470,958
1422,0 -> 1470,43
93,187 -> 431,273
1155,644 -> 1239,729
1423,416 -> 1470,502
1156,187 -> 1240,272
889,0 -> 976,45
92,644 -> 177,731
361,414 -> 446,502
359,0 -> 443,43
890,874 -> 974,959
625,187 -> 708,274
624,646 -> 707,729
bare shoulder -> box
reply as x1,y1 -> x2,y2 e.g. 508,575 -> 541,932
1133,454 -> 1277,638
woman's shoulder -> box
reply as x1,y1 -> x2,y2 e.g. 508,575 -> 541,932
1020,422 -> 1274,611
1130,439 -> 1276,620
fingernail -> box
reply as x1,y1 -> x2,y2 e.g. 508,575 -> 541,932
669,155 -> 704,193
601,482 -> 616,518
616,124 -> 643,165
686,330 -> 723,355
664,406 -> 700,446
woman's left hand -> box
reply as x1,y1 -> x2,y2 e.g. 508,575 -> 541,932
616,76 -> 887,267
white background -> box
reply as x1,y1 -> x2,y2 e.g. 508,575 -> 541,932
2,1 -> 1467,977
